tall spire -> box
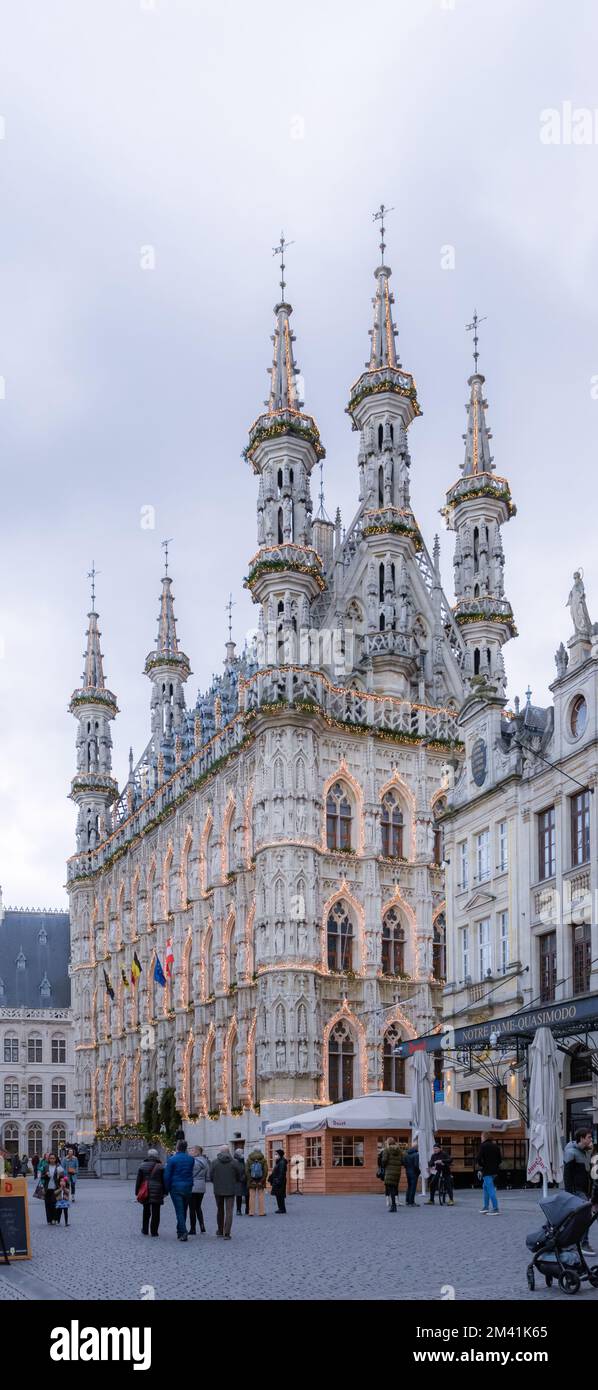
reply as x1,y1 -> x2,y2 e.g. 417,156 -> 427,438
462,374 -> 494,477
347,208 -> 420,428
268,301 -> 301,413
144,552 -> 190,781
145,551 -> 190,679
69,576 -> 119,852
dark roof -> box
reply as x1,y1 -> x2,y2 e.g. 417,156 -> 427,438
0,910 -> 71,1008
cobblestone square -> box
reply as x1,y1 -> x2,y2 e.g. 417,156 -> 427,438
1,1180 -> 597,1302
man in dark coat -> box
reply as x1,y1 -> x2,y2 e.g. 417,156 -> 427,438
404,1141 -> 420,1206
476,1133 -> 502,1214
211,1148 -> 245,1238
563,1129 -> 592,1197
163,1140 -> 195,1241
269,1149 -> 288,1213
135,1148 -> 165,1237
380,1138 -> 405,1212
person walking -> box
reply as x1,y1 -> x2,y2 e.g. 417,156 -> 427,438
211,1147 -> 244,1239
563,1129 -> 592,1197
65,1149 -> 79,1202
246,1147 -> 268,1216
55,1174 -> 71,1227
477,1132 -> 502,1214
163,1140 -> 195,1241
404,1140 -> 420,1206
233,1147 -> 248,1216
188,1146 -> 210,1234
380,1137 -> 404,1212
41,1153 -> 65,1225
268,1149 -> 288,1213
32,1153 -> 40,1181
135,1148 -> 165,1237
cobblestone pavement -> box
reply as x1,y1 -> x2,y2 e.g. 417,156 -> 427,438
1,1180 -> 597,1301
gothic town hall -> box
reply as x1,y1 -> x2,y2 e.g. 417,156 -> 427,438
66,231 -> 515,1147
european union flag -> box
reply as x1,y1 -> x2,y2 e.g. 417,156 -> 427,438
153,955 -> 167,987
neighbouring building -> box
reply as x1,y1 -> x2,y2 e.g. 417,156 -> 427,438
65,225 -> 490,1155
442,547 -> 598,1136
0,891 -> 74,1160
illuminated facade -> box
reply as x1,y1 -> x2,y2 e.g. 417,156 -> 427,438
66,234 -> 483,1149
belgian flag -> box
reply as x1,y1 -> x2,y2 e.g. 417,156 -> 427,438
131,953 -> 142,986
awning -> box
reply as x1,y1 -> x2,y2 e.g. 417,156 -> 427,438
265,1091 -> 518,1137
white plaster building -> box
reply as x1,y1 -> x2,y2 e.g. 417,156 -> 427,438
66,228 -> 489,1152
0,895 -> 74,1160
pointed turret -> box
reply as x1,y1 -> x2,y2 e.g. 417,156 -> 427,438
347,208 -> 421,431
69,573 -> 119,851
445,322 -> 516,693
144,552 -> 191,778
244,236 -> 326,667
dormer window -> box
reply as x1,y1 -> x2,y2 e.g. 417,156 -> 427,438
16,949 -> 26,972
40,973 -> 51,1000
38,927 -> 48,946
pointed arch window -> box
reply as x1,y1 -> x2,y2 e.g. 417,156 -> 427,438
277,507 -> 284,544
383,1024 -> 405,1092
378,464 -> 384,506
326,782 -> 353,852
207,1039 -> 217,1113
229,1033 -> 239,1110
381,791 -> 404,859
327,901 -> 354,972
473,526 -> 480,572
433,912 -> 446,982
28,1122 -> 43,1158
379,563 -> 385,602
228,920 -> 237,987
433,798 -> 447,866
381,907 -> 405,976
329,1020 -> 355,1102
204,929 -> 214,998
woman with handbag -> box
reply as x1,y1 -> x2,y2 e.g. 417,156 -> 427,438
135,1149 -> 165,1237
55,1174 -> 71,1226
42,1153 -> 65,1225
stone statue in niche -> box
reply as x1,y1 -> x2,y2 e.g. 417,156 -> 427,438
298,1039 -> 308,1071
275,1039 -> 286,1071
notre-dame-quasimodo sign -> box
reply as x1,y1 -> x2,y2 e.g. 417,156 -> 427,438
471,737 -> 487,787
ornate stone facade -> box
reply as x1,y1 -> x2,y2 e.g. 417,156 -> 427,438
67,238 -> 477,1148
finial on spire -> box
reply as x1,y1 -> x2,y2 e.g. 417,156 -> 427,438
272,230 -> 294,303
372,202 -> 394,264
225,592 -> 236,642
161,538 -> 173,576
466,310 -> 487,374
87,561 -> 100,611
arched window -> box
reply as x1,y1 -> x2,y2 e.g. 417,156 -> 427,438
229,1033 -> 239,1110
379,563 -> 385,602
3,1122 -> 19,1155
327,901 -> 354,972
277,467 -> 283,494
277,507 -> 284,544
473,526 -> 479,572
50,1123 -> 66,1152
381,907 -> 405,976
27,1033 -> 42,1064
570,1045 -> 593,1085
433,913 -> 446,982
381,791 -> 404,858
383,1024 -> 406,1092
474,648 -> 481,676
83,1070 -> 92,1112
433,798 -> 447,866
207,1040 -> 217,1112
378,464 -> 384,506
3,1078 -> 19,1110
228,920 -> 237,987
326,782 -> 353,851
204,930 -> 214,998
378,423 -> 384,450
329,1020 -> 355,1102
28,1122 -> 43,1157
51,1034 -> 66,1064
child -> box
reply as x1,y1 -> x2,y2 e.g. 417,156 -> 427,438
55,1174 -> 71,1226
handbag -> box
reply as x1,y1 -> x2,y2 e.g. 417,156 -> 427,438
376,1162 -> 386,1182
33,1180 -> 46,1200
136,1162 -> 159,1204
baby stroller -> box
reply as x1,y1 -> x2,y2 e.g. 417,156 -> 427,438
526,1191 -> 598,1295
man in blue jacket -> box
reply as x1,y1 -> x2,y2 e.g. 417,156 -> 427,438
163,1139 -> 195,1241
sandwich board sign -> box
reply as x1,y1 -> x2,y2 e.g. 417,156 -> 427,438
0,1176 -> 32,1260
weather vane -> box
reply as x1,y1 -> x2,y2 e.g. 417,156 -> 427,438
466,309 -> 487,373
87,561 -> 100,609
272,231 -> 294,301
225,592 -> 236,641
161,537 -> 173,576
372,203 -> 394,263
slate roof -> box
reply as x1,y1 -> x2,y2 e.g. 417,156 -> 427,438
0,909 -> 71,1008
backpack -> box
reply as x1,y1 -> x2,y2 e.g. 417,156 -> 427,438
250,1159 -> 264,1181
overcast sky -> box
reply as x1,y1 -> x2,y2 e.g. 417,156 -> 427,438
0,0 -> 597,908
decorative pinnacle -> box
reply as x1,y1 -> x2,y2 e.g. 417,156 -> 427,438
372,202 -> 394,264
87,561 -> 100,611
466,309 -> 487,374
161,537 -> 173,577
272,230 -> 295,303
225,592 -> 236,642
